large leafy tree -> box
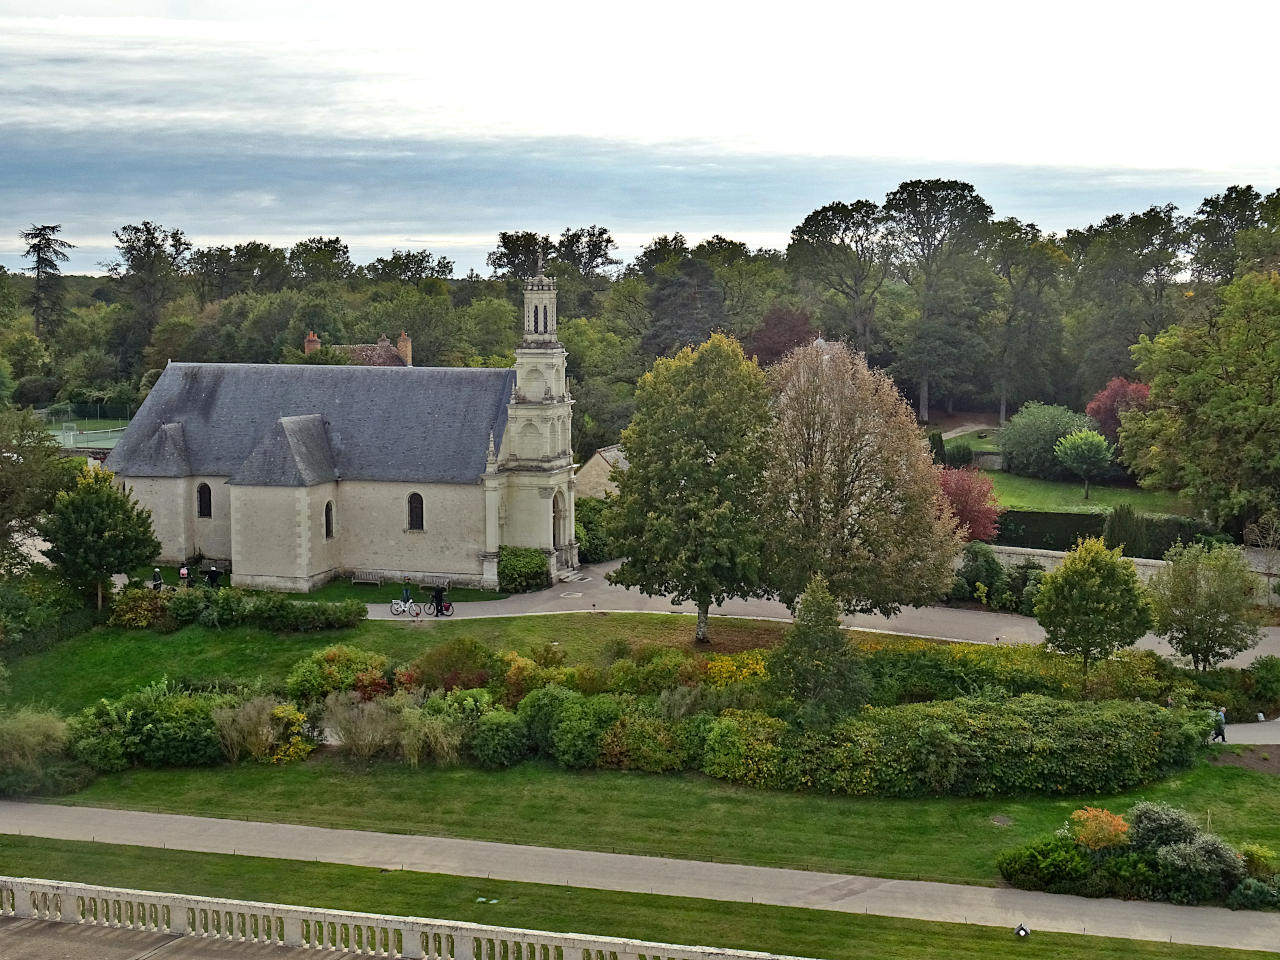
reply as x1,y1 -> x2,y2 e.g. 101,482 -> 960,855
983,218 -> 1067,422
40,467 -> 161,610
288,237 -> 353,287
1147,542 -> 1261,671
486,231 -> 555,279
1190,185 -> 1262,286
787,200 -> 891,350
883,179 -> 994,420
642,257 -> 728,356
1121,270 -> 1280,525
1034,537 -> 1153,685
1085,377 -> 1149,442
362,248 -> 455,284
767,575 -> 869,728
108,221 -> 192,371
19,224 -> 75,337
763,340 -> 961,613
0,409 -> 75,573
555,226 -> 619,277
606,334 -> 770,643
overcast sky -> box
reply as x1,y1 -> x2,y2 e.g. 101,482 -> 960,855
2,1 -> 1277,275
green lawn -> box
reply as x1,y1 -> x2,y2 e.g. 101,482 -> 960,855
947,428 -> 1001,453
56,755 -> 1280,887
0,836 -> 1264,960
0,613 -> 789,712
986,471 -> 1191,515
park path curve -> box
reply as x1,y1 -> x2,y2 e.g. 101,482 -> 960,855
2,801 -> 1279,953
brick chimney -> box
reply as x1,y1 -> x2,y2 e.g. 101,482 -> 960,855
397,330 -> 412,366
304,330 -> 321,355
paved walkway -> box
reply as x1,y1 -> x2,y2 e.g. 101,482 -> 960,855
375,561 -> 1280,668
3,802 -> 1279,953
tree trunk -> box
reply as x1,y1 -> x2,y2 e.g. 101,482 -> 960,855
999,386 -> 1007,425
96,581 -> 102,611
695,602 -> 710,644
1083,478 -> 1090,499
918,374 -> 929,423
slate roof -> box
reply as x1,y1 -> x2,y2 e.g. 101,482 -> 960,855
106,363 -> 515,485
596,444 -> 630,471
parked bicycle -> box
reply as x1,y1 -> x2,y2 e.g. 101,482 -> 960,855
424,600 -> 454,617
390,597 -> 422,617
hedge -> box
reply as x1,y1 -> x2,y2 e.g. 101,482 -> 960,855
994,510 -> 1106,551
498,546 -> 551,593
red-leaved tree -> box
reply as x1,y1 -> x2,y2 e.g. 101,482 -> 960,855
744,305 -> 817,366
937,466 -> 1002,542
1086,377 -> 1150,442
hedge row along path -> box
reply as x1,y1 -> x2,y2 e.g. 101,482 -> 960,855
368,561 -> 1280,668
3,802 -> 1278,953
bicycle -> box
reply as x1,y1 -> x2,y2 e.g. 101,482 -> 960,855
424,600 -> 454,617
390,597 -> 422,617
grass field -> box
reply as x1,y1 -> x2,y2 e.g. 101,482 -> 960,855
56,755 -> 1280,887
986,471 -> 1191,515
0,837 -> 1258,960
0,613 -> 789,712
946,428 -> 1001,453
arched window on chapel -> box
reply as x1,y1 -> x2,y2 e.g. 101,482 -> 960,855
324,501 -> 335,540
408,493 -> 424,531
196,483 -> 212,518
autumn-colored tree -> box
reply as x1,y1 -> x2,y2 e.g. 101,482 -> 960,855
937,467 -> 1001,541
1086,377 -> 1149,442
743,305 -> 816,366
763,340 -> 962,613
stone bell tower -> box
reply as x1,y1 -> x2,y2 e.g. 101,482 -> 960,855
496,263 -> 577,577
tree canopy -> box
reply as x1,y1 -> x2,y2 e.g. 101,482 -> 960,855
0,408 -> 76,573
1034,537 -> 1153,684
606,334 -> 770,643
763,340 -> 961,613
1147,542 -> 1261,671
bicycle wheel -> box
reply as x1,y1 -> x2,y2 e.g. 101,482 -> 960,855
442,601 -> 454,617
407,602 -> 422,618
390,600 -> 404,616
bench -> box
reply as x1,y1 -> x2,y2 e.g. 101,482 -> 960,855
351,570 -> 383,587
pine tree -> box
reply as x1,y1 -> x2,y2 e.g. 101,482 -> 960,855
19,224 -> 74,337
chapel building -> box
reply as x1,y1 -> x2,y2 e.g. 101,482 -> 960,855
105,272 -> 578,591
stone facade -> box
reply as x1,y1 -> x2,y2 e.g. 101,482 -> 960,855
110,276 -> 577,591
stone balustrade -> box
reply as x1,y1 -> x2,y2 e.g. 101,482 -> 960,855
0,876 -> 810,960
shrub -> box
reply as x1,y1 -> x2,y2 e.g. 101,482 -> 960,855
958,541 -> 1005,595
575,496 -> 619,564
198,587 -> 252,628
551,694 -> 621,769
1228,877 -> 1280,910
255,597 -> 366,632
599,710 -> 685,773
943,440 -> 974,468
399,707 -> 464,767
410,637 -> 501,693
1128,802 -> 1201,852
167,586 -> 210,625
285,646 -> 389,703
1248,656 -> 1280,703
705,651 -> 768,688
517,685 -> 581,755
702,710 -> 789,788
69,682 -> 234,771
324,691 -> 400,761
1001,402 -> 1092,480
926,430 -> 946,465
108,587 -> 171,629
1239,843 -> 1278,881
997,834 -> 1093,893
1155,834 -> 1245,904
1019,569 -> 1044,617
0,707 -> 88,796
1070,807 -> 1129,851
498,545 -> 551,593
212,697 -> 313,764
468,710 -> 530,769
0,570 -> 88,656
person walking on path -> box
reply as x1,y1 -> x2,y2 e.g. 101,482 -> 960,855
433,582 -> 446,617
1212,706 -> 1228,743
